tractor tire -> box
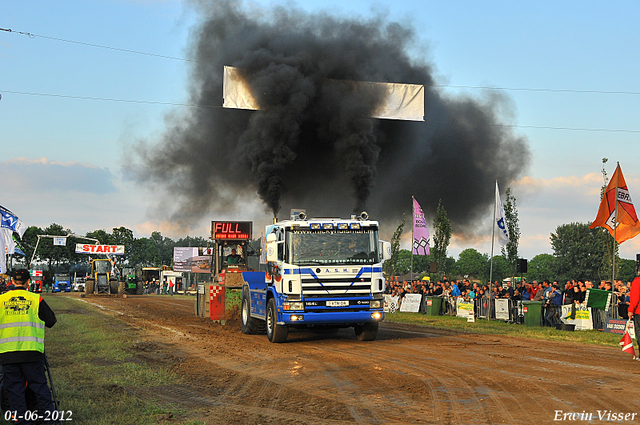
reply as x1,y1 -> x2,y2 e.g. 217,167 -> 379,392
136,282 -> 143,295
85,279 -> 95,295
241,290 -> 265,334
266,298 -> 288,343
118,281 -> 125,294
354,322 -> 379,341
109,280 -> 119,295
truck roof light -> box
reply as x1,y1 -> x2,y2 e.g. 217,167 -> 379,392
310,223 -> 322,230
323,223 -> 334,230
337,223 -> 349,230
350,223 -> 361,230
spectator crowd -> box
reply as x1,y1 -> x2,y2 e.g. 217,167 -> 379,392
384,276 -> 633,327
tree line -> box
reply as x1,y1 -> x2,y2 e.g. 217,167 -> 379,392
383,189 -> 638,285
9,224 -> 210,276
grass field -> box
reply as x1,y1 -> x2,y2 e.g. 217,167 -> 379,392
42,295 -> 203,425
385,311 -> 624,346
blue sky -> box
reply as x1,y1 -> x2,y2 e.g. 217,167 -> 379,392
2,0 -> 640,261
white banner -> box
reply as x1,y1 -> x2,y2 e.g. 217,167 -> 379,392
384,295 -> 399,313
75,244 -> 125,255
223,65 -> 425,121
560,304 -> 593,330
495,299 -> 510,321
456,298 -> 474,318
399,294 -> 422,313
53,237 -> 66,246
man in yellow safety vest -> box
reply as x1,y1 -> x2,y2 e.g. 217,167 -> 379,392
0,269 -> 57,424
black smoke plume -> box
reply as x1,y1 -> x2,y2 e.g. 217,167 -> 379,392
129,0 -> 530,234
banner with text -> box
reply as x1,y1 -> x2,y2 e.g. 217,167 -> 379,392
399,294 -> 422,313
75,244 -> 125,255
560,304 -> 593,330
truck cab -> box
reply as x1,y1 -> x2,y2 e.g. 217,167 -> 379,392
241,211 -> 391,343
52,273 -> 72,293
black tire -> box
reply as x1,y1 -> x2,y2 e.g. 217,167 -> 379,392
136,282 -> 143,295
266,298 -> 288,343
85,279 -> 95,295
241,291 -> 263,334
110,280 -> 119,295
354,322 -> 378,341
118,281 -> 125,294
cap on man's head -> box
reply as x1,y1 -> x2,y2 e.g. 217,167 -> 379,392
13,269 -> 30,284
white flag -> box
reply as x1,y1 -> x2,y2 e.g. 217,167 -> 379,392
495,182 -> 510,246
0,228 -> 11,273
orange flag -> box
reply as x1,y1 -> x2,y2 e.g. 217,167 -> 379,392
589,164 -> 640,243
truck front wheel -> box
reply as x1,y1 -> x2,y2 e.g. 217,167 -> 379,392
266,298 -> 288,343
241,291 -> 265,335
354,322 -> 379,341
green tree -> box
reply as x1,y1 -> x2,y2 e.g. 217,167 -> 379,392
550,222 -> 607,282
395,249 -> 412,276
488,255 -> 511,284
501,187 -> 520,276
432,199 -> 452,277
456,248 -> 488,281
618,258 -> 637,283
383,215 -> 405,278
527,253 -> 556,282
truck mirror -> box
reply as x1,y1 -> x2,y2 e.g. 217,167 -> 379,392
380,241 -> 392,261
266,242 -> 279,262
266,234 -> 277,243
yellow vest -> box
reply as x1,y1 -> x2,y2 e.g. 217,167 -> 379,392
0,290 -> 45,354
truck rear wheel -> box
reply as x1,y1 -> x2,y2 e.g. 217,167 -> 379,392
354,322 -> 378,341
118,281 -> 125,294
110,280 -> 119,295
241,291 -> 265,334
136,282 -> 143,295
85,279 -> 95,295
266,298 -> 288,343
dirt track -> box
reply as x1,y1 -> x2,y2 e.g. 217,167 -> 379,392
71,294 -> 640,424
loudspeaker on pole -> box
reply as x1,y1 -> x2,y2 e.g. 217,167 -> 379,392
516,258 -> 528,274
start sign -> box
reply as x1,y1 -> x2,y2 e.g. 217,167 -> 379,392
75,244 -> 125,255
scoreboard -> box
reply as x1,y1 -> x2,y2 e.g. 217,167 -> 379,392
211,221 -> 252,240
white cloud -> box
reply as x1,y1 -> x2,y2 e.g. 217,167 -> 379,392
1,157 -> 116,194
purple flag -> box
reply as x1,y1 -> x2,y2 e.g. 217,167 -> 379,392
413,198 -> 430,255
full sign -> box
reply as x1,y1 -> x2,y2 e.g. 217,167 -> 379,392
211,221 -> 252,240
75,244 -> 125,255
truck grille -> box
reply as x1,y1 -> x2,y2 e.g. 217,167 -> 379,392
301,277 -> 371,298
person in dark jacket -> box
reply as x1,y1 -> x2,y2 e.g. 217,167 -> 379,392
0,269 -> 57,424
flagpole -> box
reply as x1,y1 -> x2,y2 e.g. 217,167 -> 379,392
489,181 -> 497,321
613,162 -> 620,283
411,196 -> 414,284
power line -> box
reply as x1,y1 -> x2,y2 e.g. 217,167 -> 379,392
0,89 -> 222,109
3,27 -> 640,97
433,84 -> 640,96
1,89 -> 638,133
0,27 -> 196,63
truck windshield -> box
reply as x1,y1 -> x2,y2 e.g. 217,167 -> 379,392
288,229 -> 379,265
94,261 -> 111,274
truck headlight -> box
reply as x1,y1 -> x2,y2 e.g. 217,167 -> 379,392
370,300 -> 382,308
283,302 -> 304,311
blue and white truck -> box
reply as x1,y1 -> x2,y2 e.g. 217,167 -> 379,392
241,211 -> 392,343
52,273 -> 72,293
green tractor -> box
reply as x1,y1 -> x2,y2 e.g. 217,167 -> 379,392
119,267 -> 143,295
